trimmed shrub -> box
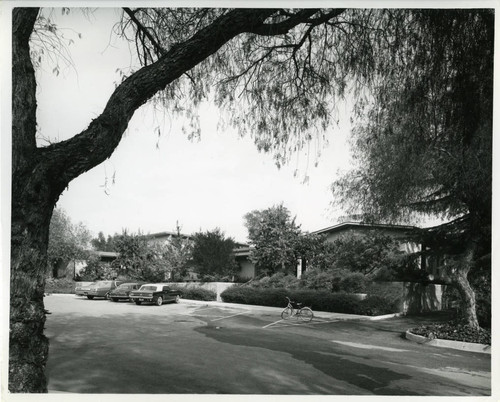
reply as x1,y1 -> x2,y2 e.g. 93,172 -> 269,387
174,286 -> 216,301
365,282 -> 404,313
339,272 -> 367,293
300,268 -> 367,293
220,286 -> 401,315
45,278 -> 75,294
247,272 -> 301,289
357,295 -> 401,316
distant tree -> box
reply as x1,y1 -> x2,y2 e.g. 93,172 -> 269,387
244,204 -> 302,275
162,223 -> 193,281
47,208 -> 92,278
191,229 -> 237,280
329,232 -> 411,278
76,255 -> 115,281
111,231 -> 168,282
91,231 -> 119,251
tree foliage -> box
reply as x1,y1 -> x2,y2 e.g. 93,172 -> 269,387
111,231 -> 169,282
244,204 -> 302,275
162,225 -> 194,281
90,231 -> 117,252
76,254 -> 114,281
244,204 -> 325,275
332,10 -> 493,328
47,208 -> 92,277
191,228 -> 237,280
334,10 -> 493,223
329,233 -> 412,278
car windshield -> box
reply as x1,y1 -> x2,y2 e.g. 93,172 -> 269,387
140,286 -> 157,291
117,284 -> 133,290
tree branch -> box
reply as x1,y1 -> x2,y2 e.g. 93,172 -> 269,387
247,9 -> 346,36
123,7 -> 165,61
39,8 -> 280,194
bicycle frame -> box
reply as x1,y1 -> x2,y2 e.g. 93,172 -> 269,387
281,297 -> 313,322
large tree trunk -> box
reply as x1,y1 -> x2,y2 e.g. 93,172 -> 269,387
10,192 -> 54,392
444,231 -> 481,329
451,267 -> 479,329
10,8 -> 52,392
448,240 -> 479,329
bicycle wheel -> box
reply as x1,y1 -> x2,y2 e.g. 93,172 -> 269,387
299,307 -> 314,322
281,306 -> 293,319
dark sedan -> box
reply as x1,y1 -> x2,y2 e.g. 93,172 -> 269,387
129,284 -> 182,306
108,282 -> 143,302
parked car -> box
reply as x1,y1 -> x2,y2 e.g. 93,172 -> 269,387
108,282 -> 143,302
75,282 -> 95,296
85,280 -> 124,300
129,284 -> 182,306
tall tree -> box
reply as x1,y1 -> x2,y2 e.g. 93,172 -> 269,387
162,225 -> 194,282
111,231 -> 168,282
191,228 -> 237,279
333,10 -> 493,328
9,7 -> 493,392
91,231 -> 114,252
244,204 -> 302,275
47,208 -> 92,278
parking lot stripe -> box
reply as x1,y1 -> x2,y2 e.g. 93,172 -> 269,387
211,312 -> 247,321
263,318 -> 337,329
262,319 -> 285,329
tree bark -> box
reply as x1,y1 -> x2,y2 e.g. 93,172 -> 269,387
10,7 -> 339,392
10,8 -> 51,393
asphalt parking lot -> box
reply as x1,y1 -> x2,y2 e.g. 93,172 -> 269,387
44,294 -> 491,395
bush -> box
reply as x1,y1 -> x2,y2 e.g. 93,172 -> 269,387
366,282 -> 403,299
357,295 -> 401,316
220,286 -> 401,315
301,268 -> 367,293
175,286 -> 216,301
246,272 -> 301,289
338,272 -> 367,293
45,278 -> 75,294
410,320 -> 491,345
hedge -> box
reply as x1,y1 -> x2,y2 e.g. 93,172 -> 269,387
45,278 -> 76,294
174,286 -> 217,301
220,286 -> 401,316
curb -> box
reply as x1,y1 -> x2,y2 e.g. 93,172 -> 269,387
405,330 -> 491,354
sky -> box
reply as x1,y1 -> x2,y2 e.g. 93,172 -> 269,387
33,8 -> 355,243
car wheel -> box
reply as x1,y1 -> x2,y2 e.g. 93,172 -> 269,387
175,295 -> 180,303
135,300 -> 142,305
105,292 -> 110,300
111,297 -> 118,302
155,296 -> 163,306
87,296 -> 94,300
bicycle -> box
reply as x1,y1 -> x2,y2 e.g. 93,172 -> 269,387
281,296 -> 314,322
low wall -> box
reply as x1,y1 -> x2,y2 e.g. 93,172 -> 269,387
170,282 -> 235,302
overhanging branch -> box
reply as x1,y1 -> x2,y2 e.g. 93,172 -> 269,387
39,9 -> 280,191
